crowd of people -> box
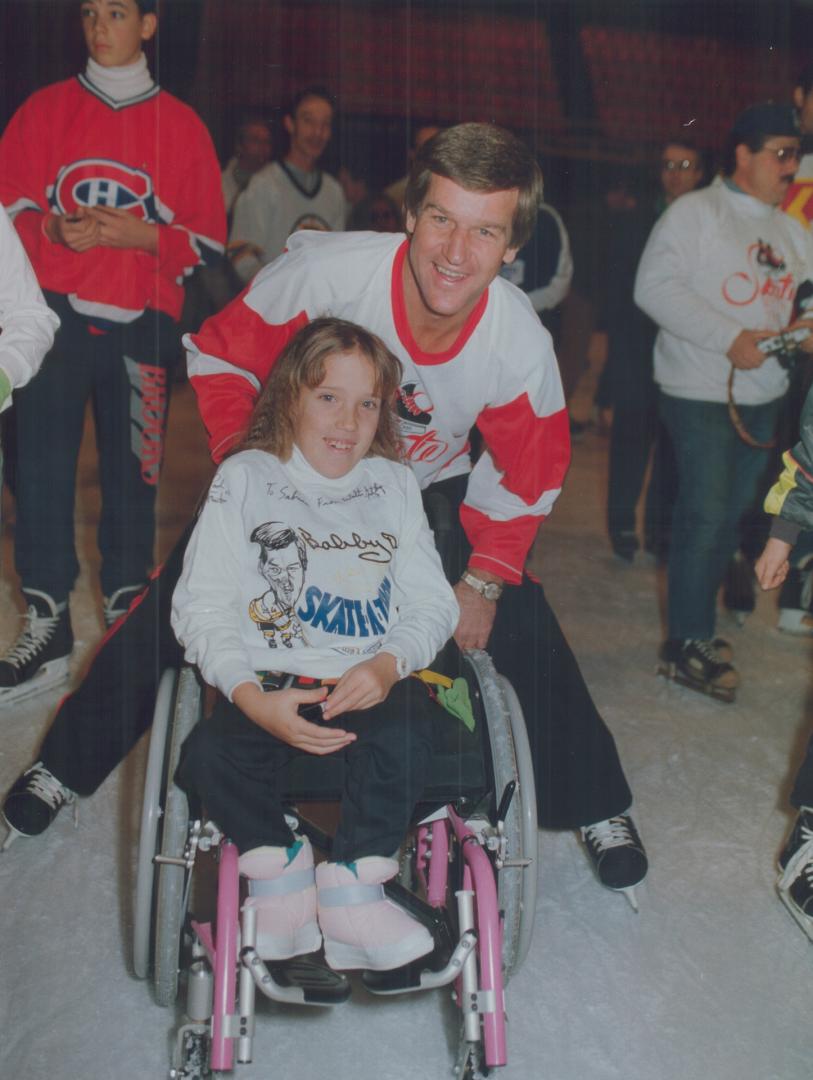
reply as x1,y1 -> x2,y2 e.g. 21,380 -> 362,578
1,0 -> 813,966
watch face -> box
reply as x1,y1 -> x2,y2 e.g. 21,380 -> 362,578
483,583 -> 501,600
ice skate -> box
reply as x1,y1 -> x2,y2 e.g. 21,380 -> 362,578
777,808 -> 813,942
103,584 -> 146,629
0,590 -> 73,706
657,638 -> 738,703
722,550 -> 755,626
239,837 -> 322,961
580,814 -> 647,911
2,762 -> 77,850
316,856 -> 434,971
777,564 -> 813,636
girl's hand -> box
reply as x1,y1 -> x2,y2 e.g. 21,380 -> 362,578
232,682 -> 356,755
755,536 -> 793,591
321,653 -> 400,719
85,206 -> 159,253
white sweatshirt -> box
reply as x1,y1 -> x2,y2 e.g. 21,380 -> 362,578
229,161 -> 346,282
634,180 -> 813,405
171,446 -> 459,701
0,205 -> 59,410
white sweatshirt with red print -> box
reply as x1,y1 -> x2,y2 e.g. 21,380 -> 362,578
185,230 -> 570,584
635,180 -> 813,405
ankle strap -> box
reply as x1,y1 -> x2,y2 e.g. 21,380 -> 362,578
317,883 -> 385,907
247,867 -> 315,897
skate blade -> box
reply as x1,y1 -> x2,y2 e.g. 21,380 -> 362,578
0,659 -> 71,708
777,609 -> 813,637
777,886 -> 813,942
656,663 -> 736,704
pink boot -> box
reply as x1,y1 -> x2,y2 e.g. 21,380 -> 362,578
239,837 -> 321,960
316,856 -> 434,971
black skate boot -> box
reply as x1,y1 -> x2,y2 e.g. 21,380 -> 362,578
722,550 -> 755,626
0,590 -> 73,706
657,638 -> 738,703
2,761 -> 77,850
777,808 -> 813,941
103,583 -> 146,628
580,814 -> 648,911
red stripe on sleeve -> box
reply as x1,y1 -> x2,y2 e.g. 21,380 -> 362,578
189,299 -> 308,462
476,396 -> 570,505
459,504 -> 542,584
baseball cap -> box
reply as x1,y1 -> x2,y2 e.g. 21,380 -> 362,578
730,102 -> 799,141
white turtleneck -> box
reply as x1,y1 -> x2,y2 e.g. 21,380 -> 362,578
83,53 -> 154,105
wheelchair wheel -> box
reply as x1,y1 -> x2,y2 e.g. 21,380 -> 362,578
154,665 -> 204,1007
133,667 -> 178,980
496,673 -> 538,975
463,650 -> 537,979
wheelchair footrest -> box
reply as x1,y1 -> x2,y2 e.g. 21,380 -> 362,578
265,957 -> 352,1005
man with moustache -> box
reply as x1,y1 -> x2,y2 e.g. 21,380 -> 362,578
636,103 -> 813,698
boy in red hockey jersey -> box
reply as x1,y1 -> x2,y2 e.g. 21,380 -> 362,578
0,0 -> 226,702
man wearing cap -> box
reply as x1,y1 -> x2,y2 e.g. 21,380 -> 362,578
635,103 -> 813,698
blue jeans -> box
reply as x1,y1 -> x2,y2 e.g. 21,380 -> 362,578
659,392 -> 781,641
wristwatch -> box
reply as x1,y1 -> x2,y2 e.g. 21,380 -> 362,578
460,570 -> 503,601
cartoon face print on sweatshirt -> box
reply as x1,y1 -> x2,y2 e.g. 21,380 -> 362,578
247,522 -> 307,650
246,512 -> 397,655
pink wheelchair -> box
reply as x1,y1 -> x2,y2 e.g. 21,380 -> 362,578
132,647 -> 537,1078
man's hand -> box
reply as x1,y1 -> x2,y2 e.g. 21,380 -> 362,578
321,653 -> 400,719
755,537 -> 793,591
44,209 -> 100,253
85,206 -> 159,253
232,681 -> 356,755
727,329 -> 772,370
453,572 -> 500,651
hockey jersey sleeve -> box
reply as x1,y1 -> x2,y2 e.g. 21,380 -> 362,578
153,112 -> 226,285
0,206 -> 59,410
764,383 -> 813,545
462,313 -> 570,582
185,236 -> 347,461
0,90 -> 55,269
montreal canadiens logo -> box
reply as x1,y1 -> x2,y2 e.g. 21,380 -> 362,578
52,158 -> 157,221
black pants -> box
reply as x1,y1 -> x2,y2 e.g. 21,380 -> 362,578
38,477 -> 633,829
607,386 -> 677,553
176,678 -> 435,859
13,294 -> 177,601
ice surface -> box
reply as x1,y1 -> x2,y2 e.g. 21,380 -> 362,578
1,391 -> 811,1080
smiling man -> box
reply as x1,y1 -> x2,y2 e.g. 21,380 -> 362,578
635,103 -> 813,699
229,87 -> 346,282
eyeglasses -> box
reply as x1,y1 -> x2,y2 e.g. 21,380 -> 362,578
761,146 -> 803,164
661,159 -> 697,172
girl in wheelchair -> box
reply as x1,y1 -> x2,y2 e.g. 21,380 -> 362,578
171,317 -> 459,973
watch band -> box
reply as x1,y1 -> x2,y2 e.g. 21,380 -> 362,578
460,570 -> 503,601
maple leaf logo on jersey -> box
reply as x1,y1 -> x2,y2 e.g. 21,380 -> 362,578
51,159 -> 158,221
396,382 -> 433,427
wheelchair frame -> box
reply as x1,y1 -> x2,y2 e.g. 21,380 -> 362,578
133,650 -> 537,1079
